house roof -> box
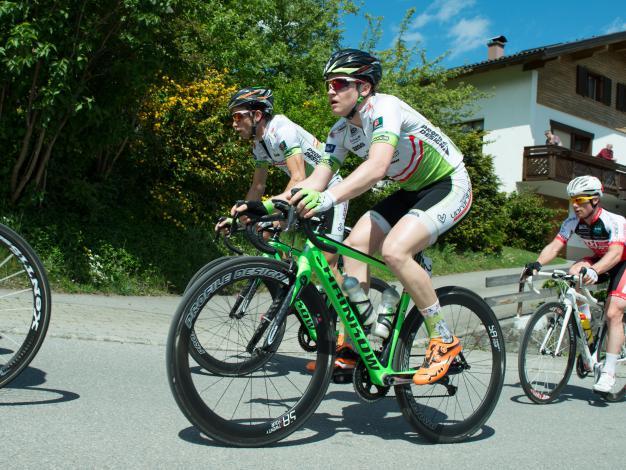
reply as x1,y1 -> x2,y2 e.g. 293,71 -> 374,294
455,30 -> 626,76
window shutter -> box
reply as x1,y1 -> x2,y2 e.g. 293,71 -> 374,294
576,65 -> 588,96
602,76 -> 612,106
617,83 -> 626,112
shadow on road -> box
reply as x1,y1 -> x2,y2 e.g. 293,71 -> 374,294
0,366 -> 80,406
505,381 -> 610,407
176,387 -> 496,448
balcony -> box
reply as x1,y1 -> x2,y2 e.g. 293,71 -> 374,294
523,145 -> 626,199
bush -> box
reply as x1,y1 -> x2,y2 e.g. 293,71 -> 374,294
504,191 -> 565,252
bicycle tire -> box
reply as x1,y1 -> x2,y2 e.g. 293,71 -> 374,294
184,256 -> 234,294
189,270 -> 286,376
393,286 -> 505,443
0,223 -> 52,388
167,256 -> 334,446
518,302 -> 576,404
594,319 -> 626,402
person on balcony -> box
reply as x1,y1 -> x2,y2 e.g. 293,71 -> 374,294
544,129 -> 562,146
596,143 -> 614,161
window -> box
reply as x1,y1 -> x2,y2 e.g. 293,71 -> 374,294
550,120 -> 594,154
576,66 -> 612,106
461,119 -> 484,132
617,83 -> 626,112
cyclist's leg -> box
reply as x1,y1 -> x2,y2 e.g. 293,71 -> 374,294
341,189 -> 412,290
380,168 -> 472,384
341,212 -> 386,289
595,263 -> 626,392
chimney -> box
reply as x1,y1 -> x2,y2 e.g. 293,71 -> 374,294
487,35 -> 507,60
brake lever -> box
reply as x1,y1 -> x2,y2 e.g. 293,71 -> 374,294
525,276 -> 541,295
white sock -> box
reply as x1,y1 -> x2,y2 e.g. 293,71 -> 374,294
604,353 -> 619,376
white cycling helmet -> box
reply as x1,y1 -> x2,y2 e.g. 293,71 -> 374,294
566,175 -> 603,197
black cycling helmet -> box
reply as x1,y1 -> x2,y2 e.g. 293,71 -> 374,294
323,49 -> 382,87
227,87 -> 274,115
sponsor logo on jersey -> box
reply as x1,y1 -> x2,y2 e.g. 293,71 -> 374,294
325,143 -> 336,153
449,187 -> 471,220
304,148 -> 322,164
350,126 -> 358,136
373,117 -> 383,130
279,140 -> 287,151
353,142 -> 365,152
371,134 -> 389,144
418,125 -> 449,155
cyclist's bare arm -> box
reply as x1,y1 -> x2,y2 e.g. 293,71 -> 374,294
323,142 -> 393,204
292,142 -> 393,217
288,163 -> 334,195
241,167 -> 268,205
537,237 -> 566,266
215,167 -> 269,232
272,154 -> 307,201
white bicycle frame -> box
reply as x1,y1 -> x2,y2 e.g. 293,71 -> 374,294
527,270 -> 603,369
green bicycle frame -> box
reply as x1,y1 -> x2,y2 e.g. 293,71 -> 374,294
286,236 -> 416,386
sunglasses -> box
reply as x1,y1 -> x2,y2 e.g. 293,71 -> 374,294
231,110 -> 251,123
325,77 -> 363,92
570,195 -> 595,205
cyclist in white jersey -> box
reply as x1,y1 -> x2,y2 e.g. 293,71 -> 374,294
290,49 -> 472,385
522,176 -> 625,393
215,87 -> 347,242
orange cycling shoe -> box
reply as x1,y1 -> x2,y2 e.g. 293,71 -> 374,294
412,336 -> 462,385
306,344 -> 358,373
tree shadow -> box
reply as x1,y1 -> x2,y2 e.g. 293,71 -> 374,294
0,366 -> 80,406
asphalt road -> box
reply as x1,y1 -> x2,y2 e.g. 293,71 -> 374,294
1,277 -> 623,469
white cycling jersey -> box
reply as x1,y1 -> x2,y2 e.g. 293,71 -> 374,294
253,115 -> 328,177
251,114 -> 346,240
322,93 -> 465,191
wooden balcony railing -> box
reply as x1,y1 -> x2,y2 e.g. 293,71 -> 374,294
523,145 -> 626,199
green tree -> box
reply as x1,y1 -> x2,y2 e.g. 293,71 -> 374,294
0,0 -> 186,204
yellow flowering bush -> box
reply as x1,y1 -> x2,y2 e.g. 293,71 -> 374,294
136,71 -> 256,227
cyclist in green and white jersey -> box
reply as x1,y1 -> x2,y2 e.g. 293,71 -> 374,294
290,49 -> 472,385
215,87 -> 347,242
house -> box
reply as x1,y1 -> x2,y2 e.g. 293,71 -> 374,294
450,32 -> 626,258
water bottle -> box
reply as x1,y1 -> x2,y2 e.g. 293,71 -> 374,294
342,276 -> 375,325
373,287 -> 401,339
579,312 -> 593,344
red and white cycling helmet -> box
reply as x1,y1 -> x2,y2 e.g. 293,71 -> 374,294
566,175 -> 603,197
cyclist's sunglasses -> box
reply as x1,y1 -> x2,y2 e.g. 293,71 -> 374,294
231,110 -> 251,123
570,195 -> 595,205
325,77 -> 363,92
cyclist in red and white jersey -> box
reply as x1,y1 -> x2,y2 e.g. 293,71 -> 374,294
215,87 -> 347,242
290,49 -> 472,385
523,175 -> 626,393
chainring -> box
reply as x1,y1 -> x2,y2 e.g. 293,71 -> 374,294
353,359 -> 390,403
297,324 -> 317,352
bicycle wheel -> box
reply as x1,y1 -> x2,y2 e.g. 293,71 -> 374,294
189,270 -> 285,376
167,256 -> 335,446
393,286 -> 505,443
0,223 -> 51,388
594,319 -> 626,402
518,302 -> 575,404
184,255 -> 233,294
